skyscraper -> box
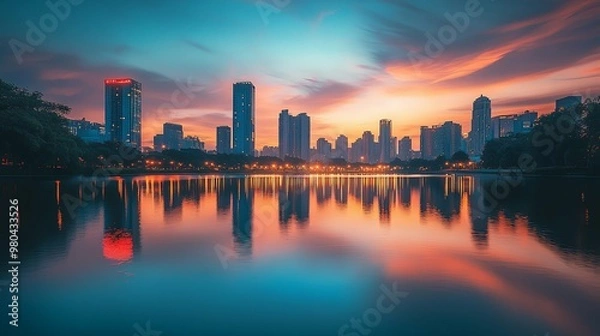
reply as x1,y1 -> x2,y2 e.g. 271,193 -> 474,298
390,136 -> 398,159
362,131 -> 375,164
350,138 -> 364,163
379,119 -> 392,163
398,136 -> 412,161
316,138 -> 332,160
470,95 -> 492,156
278,110 -> 311,161
420,126 -> 435,160
163,123 -> 183,150
421,122 -> 462,159
233,82 -> 255,156
335,135 -> 349,160
435,121 -> 462,158
216,126 -> 231,154
296,113 -> 311,161
153,134 -> 165,151
105,78 -> 142,147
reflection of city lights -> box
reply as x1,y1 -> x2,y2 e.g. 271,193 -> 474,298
103,229 -> 133,262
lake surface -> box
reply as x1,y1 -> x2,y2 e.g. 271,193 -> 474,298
1,174 -> 599,336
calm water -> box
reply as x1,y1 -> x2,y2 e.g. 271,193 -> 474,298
1,174 -> 599,336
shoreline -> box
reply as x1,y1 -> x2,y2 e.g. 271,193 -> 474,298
1,169 -> 599,179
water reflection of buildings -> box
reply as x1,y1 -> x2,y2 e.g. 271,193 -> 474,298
232,179 -> 253,257
103,179 -> 141,262
17,175 -> 600,272
279,177 -> 310,231
216,178 -> 233,215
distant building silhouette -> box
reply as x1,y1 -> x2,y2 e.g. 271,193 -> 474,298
491,111 -> 538,139
349,138 -> 364,163
216,126 -> 231,154
67,118 -> 105,143
104,78 -> 142,147
390,136 -> 398,160
379,119 -> 392,163
555,95 -> 582,111
278,109 -> 311,161
398,136 -> 412,161
420,126 -> 435,160
181,136 -> 204,150
420,122 -> 462,159
232,82 -> 256,156
153,134 -> 165,151
334,135 -> 349,160
316,138 -> 332,161
163,123 -> 183,150
362,131 -> 376,164
470,95 -> 492,156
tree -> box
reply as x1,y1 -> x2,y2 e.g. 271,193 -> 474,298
481,97 -> 600,173
0,79 -> 85,172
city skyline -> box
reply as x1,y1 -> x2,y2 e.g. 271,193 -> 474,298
97,81 -> 580,160
1,0 -> 599,149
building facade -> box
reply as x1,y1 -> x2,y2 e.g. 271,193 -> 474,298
556,96 -> 582,111
278,110 -> 311,161
67,118 -> 105,143
398,136 -> 412,161
491,111 -> 538,139
163,123 -> 183,150
316,138 -> 332,161
105,78 -> 142,147
334,135 -> 349,160
216,126 -> 232,154
420,122 -> 462,160
470,95 -> 492,156
232,82 -> 256,156
379,119 -> 392,163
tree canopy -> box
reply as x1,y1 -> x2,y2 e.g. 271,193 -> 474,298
481,98 -> 600,173
0,79 -> 85,171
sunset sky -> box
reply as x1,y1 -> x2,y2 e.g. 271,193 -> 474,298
1,0 -> 599,149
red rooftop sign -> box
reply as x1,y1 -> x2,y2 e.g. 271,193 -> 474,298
105,79 -> 132,85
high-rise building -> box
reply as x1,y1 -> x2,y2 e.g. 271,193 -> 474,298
470,95 -> 492,156
379,119 -> 392,163
316,138 -> 332,160
335,135 -> 348,160
398,136 -> 412,161
435,121 -> 462,158
216,126 -> 232,154
232,82 -> 255,156
420,126 -> 435,160
350,138 -> 364,163
556,96 -> 582,111
390,136 -> 398,159
296,113 -> 311,161
421,122 -> 462,159
278,110 -> 311,161
105,78 -> 142,147
362,131 -> 376,164
153,134 -> 165,151
163,123 -> 183,150
491,111 -> 538,139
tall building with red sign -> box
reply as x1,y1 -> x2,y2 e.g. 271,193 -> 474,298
104,78 -> 142,147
